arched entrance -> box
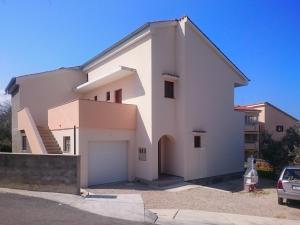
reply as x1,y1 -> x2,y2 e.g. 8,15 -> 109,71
158,135 -> 175,176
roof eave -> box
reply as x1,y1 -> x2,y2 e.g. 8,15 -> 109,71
5,77 -> 16,94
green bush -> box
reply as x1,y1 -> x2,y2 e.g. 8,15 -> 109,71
257,170 -> 277,180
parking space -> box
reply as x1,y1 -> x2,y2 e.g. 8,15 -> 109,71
87,178 -> 300,220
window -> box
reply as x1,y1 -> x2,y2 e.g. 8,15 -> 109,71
63,136 -> 71,153
106,91 -> 110,101
115,89 -> 122,103
138,147 -> 147,161
164,81 -> 174,98
245,134 -> 258,143
276,125 -> 284,132
22,135 -> 27,150
194,136 -> 201,148
283,168 -> 300,180
245,116 -> 258,125
94,96 -> 98,101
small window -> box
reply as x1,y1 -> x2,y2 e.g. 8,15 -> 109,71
94,96 -> 98,101
164,81 -> 174,98
194,136 -> 201,148
63,136 -> 71,153
106,91 -> 110,101
276,125 -> 284,132
22,135 -> 27,150
138,147 -> 147,161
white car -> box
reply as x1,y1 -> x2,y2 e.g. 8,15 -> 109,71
277,166 -> 300,205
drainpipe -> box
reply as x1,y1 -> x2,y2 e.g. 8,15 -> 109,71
74,125 -> 76,155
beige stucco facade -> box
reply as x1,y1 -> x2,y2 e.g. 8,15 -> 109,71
236,102 -> 299,160
245,102 -> 298,141
8,68 -> 86,153
235,106 -> 260,159
7,16 -> 249,187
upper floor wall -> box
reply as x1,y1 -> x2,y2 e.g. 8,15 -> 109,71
14,68 -> 86,127
246,103 -> 298,140
264,104 -> 298,140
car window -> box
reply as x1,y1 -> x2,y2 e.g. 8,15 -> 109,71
283,169 -> 300,180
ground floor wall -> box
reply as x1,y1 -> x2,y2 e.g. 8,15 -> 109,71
51,128 -> 79,155
48,111 -> 244,187
184,112 -> 245,181
77,128 -> 136,187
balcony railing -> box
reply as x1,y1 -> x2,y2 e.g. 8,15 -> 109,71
48,99 -> 137,130
245,142 -> 259,150
244,123 -> 259,132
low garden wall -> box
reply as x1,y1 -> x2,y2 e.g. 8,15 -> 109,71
0,153 -> 80,194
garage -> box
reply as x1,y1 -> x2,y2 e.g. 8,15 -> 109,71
88,141 -> 128,186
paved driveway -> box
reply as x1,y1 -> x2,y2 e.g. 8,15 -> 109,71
88,178 -> 300,221
0,193 -> 149,225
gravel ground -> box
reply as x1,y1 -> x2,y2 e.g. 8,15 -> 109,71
88,178 -> 300,220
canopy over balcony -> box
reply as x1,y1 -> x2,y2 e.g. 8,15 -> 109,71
75,66 -> 136,93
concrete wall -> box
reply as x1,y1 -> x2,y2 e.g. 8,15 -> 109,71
78,128 -> 135,187
17,108 -> 47,154
52,128 -> 78,155
182,20 -> 245,180
0,153 -> 80,194
11,68 -> 86,152
82,33 -> 153,181
149,18 -> 246,181
11,90 -> 23,153
151,25 -> 183,178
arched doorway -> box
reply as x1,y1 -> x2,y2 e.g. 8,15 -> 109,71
158,135 -> 175,176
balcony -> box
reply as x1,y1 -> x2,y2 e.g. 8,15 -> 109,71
245,142 -> 259,151
244,123 -> 259,132
48,99 -> 136,130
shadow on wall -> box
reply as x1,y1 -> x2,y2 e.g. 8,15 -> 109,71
122,71 -> 145,101
135,109 -> 152,181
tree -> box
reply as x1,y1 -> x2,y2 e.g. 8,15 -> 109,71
0,101 -> 12,152
260,126 -> 300,174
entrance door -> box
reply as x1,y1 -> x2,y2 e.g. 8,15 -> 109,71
115,89 -> 122,103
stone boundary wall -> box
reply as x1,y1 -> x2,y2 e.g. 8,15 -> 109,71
0,153 -> 80,194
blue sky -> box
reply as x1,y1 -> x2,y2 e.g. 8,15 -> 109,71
0,0 -> 299,119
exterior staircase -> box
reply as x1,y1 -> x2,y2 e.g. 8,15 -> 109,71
37,126 -> 62,154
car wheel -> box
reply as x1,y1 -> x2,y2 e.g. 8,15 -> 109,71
278,197 -> 284,205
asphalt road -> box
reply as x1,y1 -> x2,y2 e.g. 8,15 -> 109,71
0,193 -> 150,225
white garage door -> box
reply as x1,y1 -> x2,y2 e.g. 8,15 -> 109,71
88,141 -> 128,186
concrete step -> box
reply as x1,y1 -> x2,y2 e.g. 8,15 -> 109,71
45,147 -> 61,151
43,141 -> 58,145
47,151 -> 63,154
37,126 -> 63,154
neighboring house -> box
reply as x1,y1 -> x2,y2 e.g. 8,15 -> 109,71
6,16 -> 249,187
236,102 -> 299,160
245,102 -> 299,141
235,106 -> 260,159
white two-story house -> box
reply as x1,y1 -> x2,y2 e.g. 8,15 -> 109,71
6,16 -> 249,187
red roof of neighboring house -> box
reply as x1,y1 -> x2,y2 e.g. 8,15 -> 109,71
235,102 -> 299,122
234,105 -> 261,111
